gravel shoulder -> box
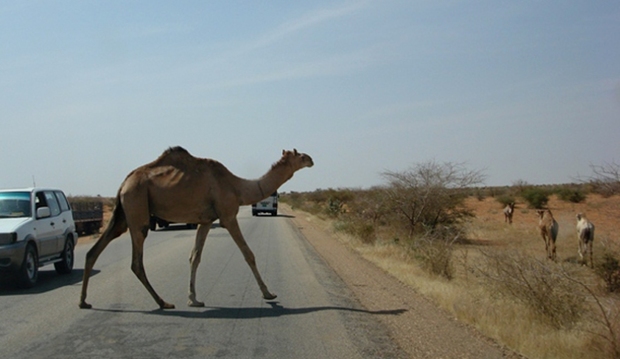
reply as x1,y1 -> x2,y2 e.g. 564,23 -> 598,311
281,204 -> 520,359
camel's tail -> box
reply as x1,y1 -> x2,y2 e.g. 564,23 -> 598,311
101,192 -> 128,240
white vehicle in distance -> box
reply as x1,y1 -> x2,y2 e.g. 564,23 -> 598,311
0,188 -> 78,288
252,192 -> 278,216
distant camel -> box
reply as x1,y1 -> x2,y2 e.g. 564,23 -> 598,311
503,202 -> 515,224
79,147 -> 314,309
536,209 -> 559,260
576,213 -> 595,268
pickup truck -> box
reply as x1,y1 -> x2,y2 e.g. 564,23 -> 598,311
69,198 -> 103,235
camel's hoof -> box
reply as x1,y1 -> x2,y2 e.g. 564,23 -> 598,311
79,302 -> 92,309
160,302 -> 176,310
263,293 -> 277,300
188,300 -> 205,307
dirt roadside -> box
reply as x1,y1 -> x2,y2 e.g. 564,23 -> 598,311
280,203 -> 521,359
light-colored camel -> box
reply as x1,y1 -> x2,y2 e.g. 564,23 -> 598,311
503,202 -> 515,224
536,209 -> 559,260
79,147 -> 313,309
576,213 -> 595,268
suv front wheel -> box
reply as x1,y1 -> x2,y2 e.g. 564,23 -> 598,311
54,237 -> 74,274
17,244 -> 38,288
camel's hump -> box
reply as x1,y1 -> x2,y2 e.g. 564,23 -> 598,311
153,146 -> 223,170
163,146 -> 191,156
149,146 -> 197,167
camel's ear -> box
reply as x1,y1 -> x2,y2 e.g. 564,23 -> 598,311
294,149 -> 298,155
282,149 -> 285,156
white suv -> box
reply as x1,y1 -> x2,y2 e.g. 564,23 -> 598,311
0,188 -> 78,288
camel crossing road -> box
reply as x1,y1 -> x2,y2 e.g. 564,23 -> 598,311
80,147 -> 313,310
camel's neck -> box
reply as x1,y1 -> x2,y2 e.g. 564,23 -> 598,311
240,162 -> 294,205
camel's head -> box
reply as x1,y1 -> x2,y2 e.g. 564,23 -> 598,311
282,149 -> 314,170
536,209 -> 553,220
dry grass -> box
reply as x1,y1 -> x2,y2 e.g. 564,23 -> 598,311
297,194 -> 620,359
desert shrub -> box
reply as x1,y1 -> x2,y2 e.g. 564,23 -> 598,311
556,187 -> 586,203
496,195 -> 516,207
595,252 -> 620,293
587,162 -> 620,197
381,161 -> 484,238
335,190 -> 386,243
282,189 -> 355,216
351,187 -> 391,225
476,250 -> 586,329
377,161 -> 483,280
282,192 -> 303,210
326,197 -> 344,217
486,186 -> 509,198
334,218 -> 376,244
409,232 -> 456,280
473,187 -> 487,201
521,187 -> 550,209
513,179 -> 530,194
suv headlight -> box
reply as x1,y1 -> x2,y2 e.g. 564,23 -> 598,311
0,233 -> 18,245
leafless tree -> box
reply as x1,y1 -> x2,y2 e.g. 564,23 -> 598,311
381,161 -> 485,238
587,161 -> 620,197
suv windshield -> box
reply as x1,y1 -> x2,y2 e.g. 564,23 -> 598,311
0,192 -> 32,218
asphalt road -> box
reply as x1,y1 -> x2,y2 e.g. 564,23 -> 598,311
0,207 -> 406,358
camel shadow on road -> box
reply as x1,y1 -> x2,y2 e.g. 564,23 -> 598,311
0,269 -> 96,295
94,301 -> 407,319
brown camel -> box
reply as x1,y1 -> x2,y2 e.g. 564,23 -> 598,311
79,147 -> 313,309
536,209 -> 559,261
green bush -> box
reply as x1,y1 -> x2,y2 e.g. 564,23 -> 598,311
521,188 -> 550,209
556,187 -> 586,203
326,197 -> 344,217
496,195 -> 516,207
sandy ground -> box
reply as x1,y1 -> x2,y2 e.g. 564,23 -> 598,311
466,194 -> 620,245
463,194 -> 620,266
280,203 -> 520,359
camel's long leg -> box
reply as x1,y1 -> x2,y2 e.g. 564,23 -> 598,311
580,239 -> 587,264
541,233 -> 550,258
588,241 -> 593,268
188,222 -> 212,307
222,217 -> 277,300
79,215 -> 127,309
129,227 -> 175,309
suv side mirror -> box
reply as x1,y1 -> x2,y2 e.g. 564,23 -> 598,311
37,207 -> 51,218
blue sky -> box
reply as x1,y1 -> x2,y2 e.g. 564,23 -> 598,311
1,1 -> 619,196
